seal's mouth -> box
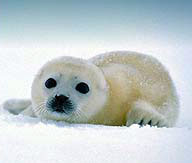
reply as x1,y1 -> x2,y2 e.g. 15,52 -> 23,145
46,95 -> 74,115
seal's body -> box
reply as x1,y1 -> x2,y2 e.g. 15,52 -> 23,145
3,51 -> 179,127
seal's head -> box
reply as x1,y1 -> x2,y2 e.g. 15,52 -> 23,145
31,56 -> 108,123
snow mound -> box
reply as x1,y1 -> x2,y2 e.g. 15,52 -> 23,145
0,109 -> 191,163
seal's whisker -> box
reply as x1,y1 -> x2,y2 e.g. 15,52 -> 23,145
34,105 -> 44,114
34,102 -> 46,114
72,110 -> 81,122
41,109 -> 48,117
34,103 -> 45,113
75,106 -> 88,121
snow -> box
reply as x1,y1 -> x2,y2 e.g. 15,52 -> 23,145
0,111 -> 192,163
0,48 -> 192,163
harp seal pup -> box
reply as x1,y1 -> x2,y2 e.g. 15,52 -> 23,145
3,51 -> 179,127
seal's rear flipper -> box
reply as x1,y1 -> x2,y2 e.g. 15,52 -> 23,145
3,99 -> 31,115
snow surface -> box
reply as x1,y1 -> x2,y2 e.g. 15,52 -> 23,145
0,110 -> 192,163
0,47 -> 192,163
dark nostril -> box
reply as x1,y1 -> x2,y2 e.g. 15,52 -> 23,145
55,95 -> 69,103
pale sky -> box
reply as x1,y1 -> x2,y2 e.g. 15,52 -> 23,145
1,0 -> 191,52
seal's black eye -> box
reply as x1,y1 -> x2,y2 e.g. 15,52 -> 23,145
75,82 -> 89,94
45,78 -> 57,89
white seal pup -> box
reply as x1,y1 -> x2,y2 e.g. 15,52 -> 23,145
3,51 -> 179,127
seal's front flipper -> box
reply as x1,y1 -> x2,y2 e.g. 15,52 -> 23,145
3,99 -> 31,115
126,100 -> 168,127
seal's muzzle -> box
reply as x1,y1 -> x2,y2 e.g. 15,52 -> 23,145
46,95 -> 74,114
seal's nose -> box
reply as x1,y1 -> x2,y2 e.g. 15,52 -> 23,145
55,95 -> 69,105
47,94 -> 73,113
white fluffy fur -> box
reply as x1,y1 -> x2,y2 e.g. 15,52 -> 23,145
3,51 -> 179,127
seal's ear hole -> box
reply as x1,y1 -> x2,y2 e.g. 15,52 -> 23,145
45,78 -> 57,89
75,82 -> 89,94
